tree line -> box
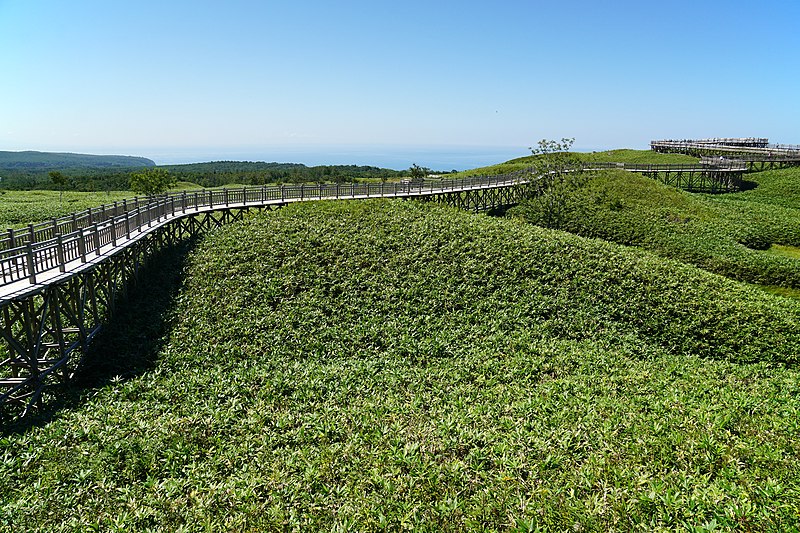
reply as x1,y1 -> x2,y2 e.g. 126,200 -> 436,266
0,161 -> 410,191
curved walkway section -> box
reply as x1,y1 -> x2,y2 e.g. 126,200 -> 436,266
0,142 -> 785,416
0,172 -> 538,415
0,174 -> 527,302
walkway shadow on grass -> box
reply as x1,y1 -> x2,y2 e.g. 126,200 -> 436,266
740,179 -> 759,191
1,239 -> 195,435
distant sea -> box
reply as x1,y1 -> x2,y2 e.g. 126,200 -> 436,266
143,145 -> 533,171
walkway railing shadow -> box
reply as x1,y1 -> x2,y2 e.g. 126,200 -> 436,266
1,238 -> 193,433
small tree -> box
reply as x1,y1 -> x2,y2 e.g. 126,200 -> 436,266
524,138 -> 584,229
129,168 -> 176,196
49,171 -> 68,203
528,138 -> 580,178
408,163 -> 429,183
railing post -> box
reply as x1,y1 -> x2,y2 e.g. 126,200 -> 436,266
78,231 -> 87,263
26,243 -> 36,284
93,224 -> 101,256
110,217 -> 117,246
7,228 -> 14,249
243,187 -> 247,205
52,218 -> 58,237
71,213 -> 78,232
182,192 -> 187,213
301,183 -> 305,201
56,234 -> 66,273
125,211 -> 131,239
28,223 -> 35,244
224,188 -> 229,206
281,185 -> 285,202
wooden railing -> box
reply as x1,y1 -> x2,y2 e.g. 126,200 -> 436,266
0,157 -> 759,291
651,139 -> 800,159
0,172 -> 529,289
583,161 -> 747,172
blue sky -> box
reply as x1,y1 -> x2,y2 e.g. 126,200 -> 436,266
1,0 -> 798,168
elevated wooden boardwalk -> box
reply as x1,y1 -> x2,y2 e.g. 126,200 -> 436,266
651,139 -> 800,170
0,173 -> 534,415
0,145 -> 775,417
583,162 -> 746,192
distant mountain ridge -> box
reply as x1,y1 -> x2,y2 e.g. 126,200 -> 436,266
0,150 -> 155,170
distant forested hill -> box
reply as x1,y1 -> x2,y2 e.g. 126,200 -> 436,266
160,161 -> 404,187
0,151 -> 155,170
0,155 -> 407,191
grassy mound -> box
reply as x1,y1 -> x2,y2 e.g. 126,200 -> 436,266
513,149 -> 699,166
2,200 -> 800,530
509,168 -> 800,289
177,200 -> 799,364
451,149 -> 699,178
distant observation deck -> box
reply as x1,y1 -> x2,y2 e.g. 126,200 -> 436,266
651,138 -> 800,161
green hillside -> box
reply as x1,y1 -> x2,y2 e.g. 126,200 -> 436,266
3,200 -> 800,530
508,167 -> 800,290
450,149 -> 699,178
0,150 -> 155,170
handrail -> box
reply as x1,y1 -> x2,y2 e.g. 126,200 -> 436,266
651,139 -> 800,159
582,162 -> 747,172
0,158 -> 755,291
660,138 -> 770,147
0,171 -> 531,289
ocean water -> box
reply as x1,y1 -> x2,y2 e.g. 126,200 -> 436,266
143,145 -> 531,171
